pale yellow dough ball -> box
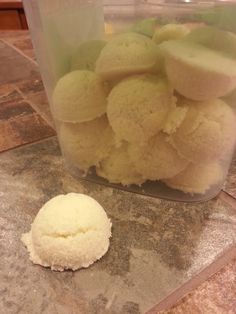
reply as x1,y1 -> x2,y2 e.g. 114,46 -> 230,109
160,40 -> 236,100
163,162 -> 223,194
128,133 -> 188,180
171,99 -> 236,163
107,74 -> 175,144
153,23 -> 189,44
59,115 -> 115,172
96,142 -> 144,186
95,32 -> 160,79
185,26 -> 236,58
52,70 -> 108,123
21,193 -> 112,271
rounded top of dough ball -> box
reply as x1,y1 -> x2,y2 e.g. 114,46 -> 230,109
22,193 -> 112,271
171,98 -> 236,163
59,115 -> 115,172
70,40 -> 106,71
153,23 -> 189,44
96,142 -> 144,186
160,40 -> 236,100
163,162 -> 223,195
107,74 -> 175,143
95,32 -> 160,79
52,70 -> 108,123
185,26 -> 236,58
128,132 -> 188,180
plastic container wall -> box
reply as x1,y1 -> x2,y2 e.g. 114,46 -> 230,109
23,0 -> 236,202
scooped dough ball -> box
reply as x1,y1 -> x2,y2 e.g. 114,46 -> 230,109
96,142 -> 144,186
21,193 -> 112,271
163,162 -> 223,194
95,32 -> 160,79
70,40 -> 106,71
185,26 -> 236,58
171,98 -> 236,163
59,115 -> 115,172
107,74 -> 175,144
52,70 -> 108,123
161,40 -> 236,100
153,23 -> 189,44
128,133 -> 188,180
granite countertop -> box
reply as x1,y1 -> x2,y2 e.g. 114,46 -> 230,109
0,31 -> 236,314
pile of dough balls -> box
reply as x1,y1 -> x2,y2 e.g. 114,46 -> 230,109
52,23 -> 236,195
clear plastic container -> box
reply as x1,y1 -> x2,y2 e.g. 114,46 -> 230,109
23,0 -> 236,202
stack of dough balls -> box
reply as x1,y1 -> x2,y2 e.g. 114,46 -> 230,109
52,24 -> 236,195
21,193 -> 112,271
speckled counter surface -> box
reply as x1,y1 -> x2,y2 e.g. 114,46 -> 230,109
0,31 -> 236,314
1,138 -> 236,313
